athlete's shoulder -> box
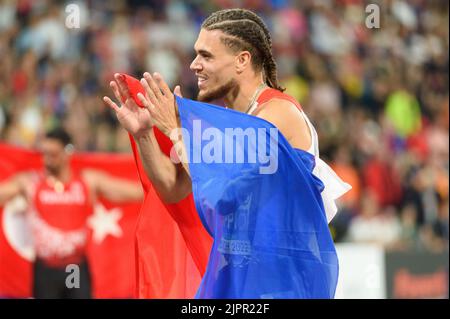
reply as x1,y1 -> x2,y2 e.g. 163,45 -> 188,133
254,89 -> 312,151
254,89 -> 303,122
257,88 -> 302,111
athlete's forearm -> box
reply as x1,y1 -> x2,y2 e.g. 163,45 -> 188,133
136,129 -> 190,203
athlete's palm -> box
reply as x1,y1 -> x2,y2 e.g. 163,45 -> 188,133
116,97 -> 153,136
103,74 -> 153,138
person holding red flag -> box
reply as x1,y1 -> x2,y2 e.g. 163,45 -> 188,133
0,128 -> 143,299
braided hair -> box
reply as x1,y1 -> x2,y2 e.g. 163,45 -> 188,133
202,9 -> 285,92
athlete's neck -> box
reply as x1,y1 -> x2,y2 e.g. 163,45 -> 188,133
46,165 -> 71,184
224,74 -> 266,113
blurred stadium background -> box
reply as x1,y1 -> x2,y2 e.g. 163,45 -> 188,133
0,0 -> 448,298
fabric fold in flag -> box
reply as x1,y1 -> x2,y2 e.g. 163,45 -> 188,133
176,96 -> 340,299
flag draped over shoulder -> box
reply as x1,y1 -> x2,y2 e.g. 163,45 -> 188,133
176,96 -> 340,299
120,74 -> 213,299
0,144 -> 140,298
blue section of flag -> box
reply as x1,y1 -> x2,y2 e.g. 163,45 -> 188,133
176,96 -> 339,299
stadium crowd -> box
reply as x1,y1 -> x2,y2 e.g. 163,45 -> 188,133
0,0 -> 448,251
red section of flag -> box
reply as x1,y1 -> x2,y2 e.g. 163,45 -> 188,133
120,74 -> 145,108
130,136 -> 212,298
0,144 -> 40,297
0,144 -> 140,298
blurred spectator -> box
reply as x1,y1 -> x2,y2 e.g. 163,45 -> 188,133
394,203 -> 420,251
362,142 -> 403,208
384,89 -> 422,139
346,192 -> 402,248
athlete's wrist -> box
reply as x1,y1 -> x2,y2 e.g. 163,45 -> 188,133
133,128 -> 153,141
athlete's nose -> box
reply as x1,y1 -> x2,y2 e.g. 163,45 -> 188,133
190,55 -> 202,72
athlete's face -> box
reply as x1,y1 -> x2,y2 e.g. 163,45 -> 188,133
190,29 -> 239,102
41,139 -> 69,176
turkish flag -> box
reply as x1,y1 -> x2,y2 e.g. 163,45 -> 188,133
0,143 -> 141,298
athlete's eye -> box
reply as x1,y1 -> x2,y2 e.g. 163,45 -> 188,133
198,51 -> 212,60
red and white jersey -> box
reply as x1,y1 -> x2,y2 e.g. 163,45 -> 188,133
251,88 -> 352,223
28,171 -> 93,267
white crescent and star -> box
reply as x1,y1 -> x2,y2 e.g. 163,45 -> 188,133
2,197 -> 123,261
87,203 -> 123,244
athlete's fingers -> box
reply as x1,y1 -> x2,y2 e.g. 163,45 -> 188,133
110,81 -> 123,104
137,92 -> 155,111
103,96 -> 120,112
114,73 -> 131,99
140,77 -> 159,107
174,85 -> 182,97
143,72 -> 164,100
153,73 -> 171,97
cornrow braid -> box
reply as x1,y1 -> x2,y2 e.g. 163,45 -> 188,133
202,9 -> 273,49
202,9 -> 285,92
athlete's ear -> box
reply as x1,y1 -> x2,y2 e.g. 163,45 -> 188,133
64,144 -> 74,156
235,51 -> 251,74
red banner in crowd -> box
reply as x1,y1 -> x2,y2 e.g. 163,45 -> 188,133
0,143 -> 141,298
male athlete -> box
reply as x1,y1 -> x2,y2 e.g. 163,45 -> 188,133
104,9 -> 350,298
